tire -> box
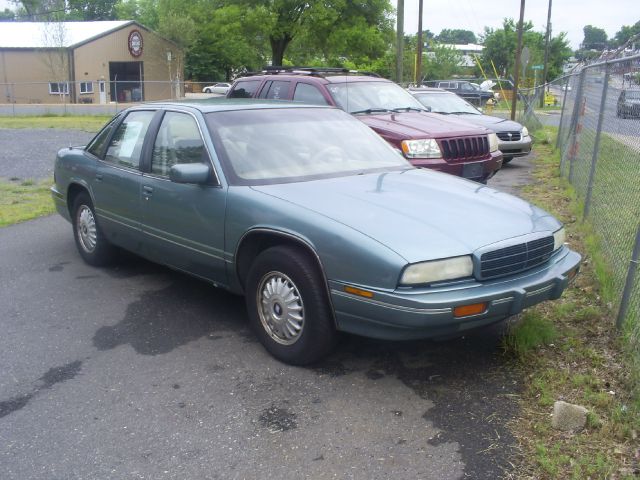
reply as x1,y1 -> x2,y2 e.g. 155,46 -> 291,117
204,88 -> 211,93
72,192 -> 115,266
503,157 -> 513,164
245,246 -> 337,365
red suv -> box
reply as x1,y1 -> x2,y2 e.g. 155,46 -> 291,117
227,67 -> 503,182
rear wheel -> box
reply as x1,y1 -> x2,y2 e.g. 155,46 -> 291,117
72,192 -> 115,266
503,157 -> 513,164
245,246 -> 337,365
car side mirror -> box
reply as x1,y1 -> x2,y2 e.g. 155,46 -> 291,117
169,163 -> 210,184
424,106 -> 432,112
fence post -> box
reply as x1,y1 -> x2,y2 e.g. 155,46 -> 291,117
567,69 -> 587,183
556,76 -> 571,151
583,64 -> 610,219
617,223 -> 640,329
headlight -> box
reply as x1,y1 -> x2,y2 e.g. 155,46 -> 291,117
521,126 -> 529,137
401,139 -> 442,159
400,256 -> 473,285
488,132 -> 499,152
553,227 -> 566,251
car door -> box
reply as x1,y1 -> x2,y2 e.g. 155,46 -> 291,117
140,110 -> 228,285
92,109 -> 156,252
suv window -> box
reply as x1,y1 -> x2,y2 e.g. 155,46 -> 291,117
293,83 -> 329,105
151,112 -> 206,177
229,80 -> 262,98
460,82 -> 473,91
258,80 -> 290,100
104,111 -> 154,169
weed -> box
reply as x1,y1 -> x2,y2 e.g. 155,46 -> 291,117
503,310 -> 557,359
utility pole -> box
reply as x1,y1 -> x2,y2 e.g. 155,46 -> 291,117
511,0 -> 526,121
540,0 -> 553,108
396,0 -> 404,83
416,0 -> 424,84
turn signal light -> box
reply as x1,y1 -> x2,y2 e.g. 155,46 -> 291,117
453,302 -> 487,318
344,286 -> 374,298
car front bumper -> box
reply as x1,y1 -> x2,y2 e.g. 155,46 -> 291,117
329,246 -> 581,340
410,150 -> 503,182
498,136 -> 532,158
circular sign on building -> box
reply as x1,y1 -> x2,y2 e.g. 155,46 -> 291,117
128,30 -> 143,57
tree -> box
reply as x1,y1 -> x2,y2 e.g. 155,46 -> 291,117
0,8 -> 15,20
581,25 -> 607,50
480,19 -> 571,84
436,29 -> 477,45
65,0 -> 118,20
611,20 -> 640,48
422,43 -> 464,80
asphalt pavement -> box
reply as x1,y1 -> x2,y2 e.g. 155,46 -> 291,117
0,132 -> 534,479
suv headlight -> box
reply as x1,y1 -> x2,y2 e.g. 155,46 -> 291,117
401,139 -> 442,159
400,256 -> 473,285
553,227 -> 566,251
521,126 -> 529,137
488,132 -> 499,152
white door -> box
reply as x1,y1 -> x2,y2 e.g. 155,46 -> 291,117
99,80 -> 106,104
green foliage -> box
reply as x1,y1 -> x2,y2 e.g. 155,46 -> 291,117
0,7 -> 15,20
611,20 -> 640,48
422,43 -> 464,81
480,18 -> 571,84
0,179 -> 55,227
436,28 -> 476,45
582,24 -> 608,50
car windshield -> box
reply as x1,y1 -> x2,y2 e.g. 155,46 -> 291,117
326,81 -> 426,114
412,92 -> 480,115
206,107 -> 411,185
625,91 -> 640,100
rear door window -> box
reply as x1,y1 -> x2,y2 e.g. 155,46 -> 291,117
259,81 -> 291,100
228,80 -> 262,98
293,83 -> 329,105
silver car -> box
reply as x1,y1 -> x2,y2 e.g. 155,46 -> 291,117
52,100 -> 580,365
410,87 -> 532,163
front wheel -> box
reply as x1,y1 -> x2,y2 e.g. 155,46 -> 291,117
245,246 -> 337,365
204,88 -> 211,93
72,192 -> 115,266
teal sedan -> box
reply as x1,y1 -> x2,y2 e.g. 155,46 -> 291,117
52,100 -> 581,365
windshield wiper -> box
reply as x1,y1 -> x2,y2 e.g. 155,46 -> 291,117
391,107 -> 425,113
350,108 -> 392,115
448,111 -> 478,115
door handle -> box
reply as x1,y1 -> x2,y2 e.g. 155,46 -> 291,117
95,173 -> 103,181
142,185 -> 153,199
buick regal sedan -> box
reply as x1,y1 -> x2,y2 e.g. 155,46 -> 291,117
52,100 -> 581,365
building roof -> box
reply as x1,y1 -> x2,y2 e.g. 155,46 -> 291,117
0,21 -> 136,49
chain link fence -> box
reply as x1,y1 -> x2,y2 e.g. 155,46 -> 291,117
550,54 -> 640,358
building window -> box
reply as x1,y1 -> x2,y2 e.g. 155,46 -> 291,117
48,82 -> 69,95
79,81 -> 93,94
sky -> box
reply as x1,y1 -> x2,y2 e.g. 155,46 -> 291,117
397,0 -> 639,49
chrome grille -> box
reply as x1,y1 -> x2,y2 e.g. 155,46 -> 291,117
440,136 -> 489,161
496,131 -> 521,141
480,236 -> 554,280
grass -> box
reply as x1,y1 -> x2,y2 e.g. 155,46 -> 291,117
502,127 -> 640,479
0,178 -> 56,227
0,115 -> 111,132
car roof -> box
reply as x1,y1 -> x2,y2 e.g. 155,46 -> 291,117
234,73 -> 390,85
407,87 -> 453,94
138,98 -> 336,114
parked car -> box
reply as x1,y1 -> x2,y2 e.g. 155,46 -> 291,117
422,80 -> 496,106
409,87 -> 532,163
52,100 -> 580,365
617,89 -> 640,118
203,82 -> 231,94
227,67 -> 503,183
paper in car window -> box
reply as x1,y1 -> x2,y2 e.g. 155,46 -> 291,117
118,121 -> 143,158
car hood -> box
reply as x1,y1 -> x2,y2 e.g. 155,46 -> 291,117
356,111 -> 490,139
448,113 -> 524,132
252,169 -> 559,263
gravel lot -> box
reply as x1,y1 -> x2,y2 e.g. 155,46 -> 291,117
0,129 -> 94,181
0,129 -> 534,479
